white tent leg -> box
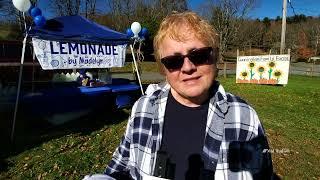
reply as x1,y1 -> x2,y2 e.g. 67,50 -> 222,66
130,44 -> 144,95
11,35 -> 27,142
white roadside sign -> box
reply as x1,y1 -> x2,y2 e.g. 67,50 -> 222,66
236,54 -> 290,85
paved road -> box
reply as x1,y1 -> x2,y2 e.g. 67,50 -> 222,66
113,62 -> 320,82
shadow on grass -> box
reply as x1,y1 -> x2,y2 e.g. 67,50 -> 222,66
0,82 -> 156,174
0,100 -> 131,174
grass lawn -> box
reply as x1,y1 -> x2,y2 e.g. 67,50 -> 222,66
111,61 -> 160,73
218,75 -> 320,179
0,29 -> 10,40
0,75 -> 319,179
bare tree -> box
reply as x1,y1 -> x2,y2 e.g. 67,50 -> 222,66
0,0 -> 21,19
0,0 -> 39,38
103,0 -> 134,30
49,0 -> 81,16
156,0 -> 188,14
306,19 -> 320,55
102,0 -> 188,34
199,0 -> 258,61
136,0 -> 187,33
235,19 -> 264,50
85,0 -> 97,19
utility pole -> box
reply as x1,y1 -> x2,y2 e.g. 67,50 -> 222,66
280,0 -> 288,54
315,35 -> 319,56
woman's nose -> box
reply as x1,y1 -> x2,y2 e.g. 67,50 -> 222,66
180,57 -> 196,73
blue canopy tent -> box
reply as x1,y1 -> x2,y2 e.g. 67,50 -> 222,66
11,15 -> 144,141
28,15 -> 129,45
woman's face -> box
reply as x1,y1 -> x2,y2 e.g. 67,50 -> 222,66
159,34 -> 217,106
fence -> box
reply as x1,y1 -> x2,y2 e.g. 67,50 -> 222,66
290,62 -> 320,77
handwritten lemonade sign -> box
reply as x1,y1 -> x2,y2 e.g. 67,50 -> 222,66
236,54 -> 290,85
32,38 -> 127,70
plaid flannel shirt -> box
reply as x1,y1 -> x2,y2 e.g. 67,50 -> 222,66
105,81 -> 273,180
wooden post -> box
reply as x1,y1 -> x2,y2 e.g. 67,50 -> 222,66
284,48 -> 291,87
223,61 -> 227,78
288,49 -> 291,75
311,59 -> 315,77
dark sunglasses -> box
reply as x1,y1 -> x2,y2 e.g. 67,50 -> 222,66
160,47 -> 216,71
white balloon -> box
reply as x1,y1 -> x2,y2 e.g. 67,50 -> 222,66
12,0 -> 31,12
131,22 -> 141,37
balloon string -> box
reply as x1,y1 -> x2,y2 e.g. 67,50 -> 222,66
23,12 -> 27,33
22,12 -> 33,37
132,40 -> 144,63
132,40 -> 138,74
137,42 -> 144,62
131,39 -> 144,76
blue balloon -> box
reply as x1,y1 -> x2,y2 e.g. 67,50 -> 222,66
30,7 -> 42,18
34,15 -> 46,27
28,5 -> 35,15
126,28 -> 134,38
139,27 -> 149,38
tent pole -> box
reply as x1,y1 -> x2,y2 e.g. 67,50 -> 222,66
11,35 -> 27,142
130,44 -> 144,95
11,12 -> 28,142
32,46 -> 35,93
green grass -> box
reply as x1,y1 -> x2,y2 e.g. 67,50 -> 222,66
111,61 -> 159,73
1,75 -> 319,179
0,110 -> 130,179
0,29 -> 10,40
218,75 -> 320,179
0,27 -> 19,40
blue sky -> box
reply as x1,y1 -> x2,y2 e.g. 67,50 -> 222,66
249,0 -> 320,19
189,0 -> 320,19
37,0 -> 320,20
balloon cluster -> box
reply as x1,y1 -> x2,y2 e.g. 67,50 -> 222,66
126,22 -> 149,40
12,0 -> 46,27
